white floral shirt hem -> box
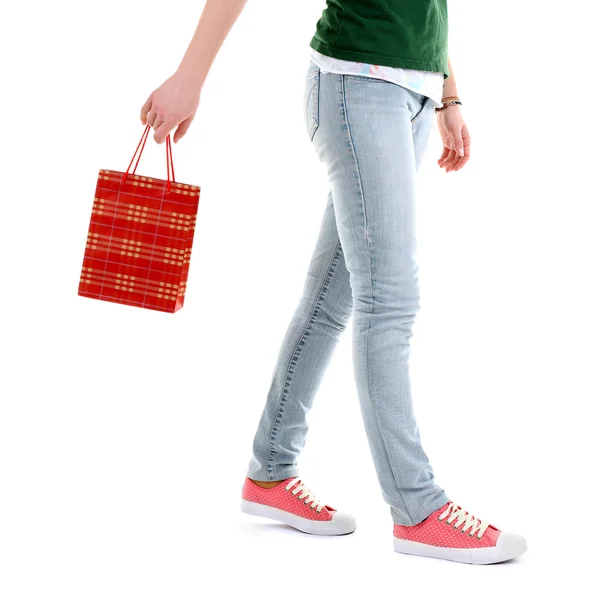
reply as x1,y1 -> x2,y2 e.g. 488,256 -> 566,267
309,49 -> 444,108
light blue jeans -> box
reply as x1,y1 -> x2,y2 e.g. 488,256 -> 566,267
247,60 -> 450,525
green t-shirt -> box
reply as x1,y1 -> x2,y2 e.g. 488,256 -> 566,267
310,1 -> 449,77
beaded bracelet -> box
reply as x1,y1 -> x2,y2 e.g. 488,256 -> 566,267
435,100 -> 462,113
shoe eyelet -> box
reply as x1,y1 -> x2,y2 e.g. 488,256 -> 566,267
477,535 -> 482,540
446,521 -> 451,525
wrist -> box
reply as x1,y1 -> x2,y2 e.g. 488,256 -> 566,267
435,98 -> 462,114
176,61 -> 206,91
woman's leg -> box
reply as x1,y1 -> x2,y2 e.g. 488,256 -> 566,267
247,189 -> 353,481
313,69 -> 449,526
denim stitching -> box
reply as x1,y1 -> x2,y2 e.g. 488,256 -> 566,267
310,70 -> 320,141
266,240 -> 343,479
341,76 -> 371,247
342,74 -> 388,84
341,74 -> 415,522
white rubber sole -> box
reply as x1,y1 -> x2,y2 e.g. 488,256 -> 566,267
393,532 -> 527,565
241,499 -> 356,536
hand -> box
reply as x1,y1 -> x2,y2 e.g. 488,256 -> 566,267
436,106 -> 471,172
140,71 -> 201,144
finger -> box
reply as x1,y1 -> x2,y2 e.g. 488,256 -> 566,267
146,109 -> 157,129
140,96 -> 153,124
451,156 -> 467,172
438,146 -> 450,163
445,153 -> 459,172
152,117 -> 165,132
463,135 -> 471,160
456,158 -> 469,171
173,116 -> 194,143
461,125 -> 471,154
438,146 -> 451,165
153,121 -> 174,144
440,149 -> 456,168
452,132 -> 464,157
447,154 -> 462,172
454,150 -> 471,171
453,136 -> 471,171
440,154 -> 455,169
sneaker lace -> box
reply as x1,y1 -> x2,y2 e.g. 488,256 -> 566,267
438,502 -> 490,539
285,478 -> 326,513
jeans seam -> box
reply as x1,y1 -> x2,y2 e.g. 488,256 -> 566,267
341,75 -> 373,425
341,75 -> 371,249
266,240 -> 343,480
341,74 -> 415,522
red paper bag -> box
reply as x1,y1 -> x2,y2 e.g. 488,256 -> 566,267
78,125 -> 201,313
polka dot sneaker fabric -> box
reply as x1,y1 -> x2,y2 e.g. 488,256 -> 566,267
394,502 -> 500,548
242,477 -> 335,521
241,477 -> 357,536
394,501 -> 527,564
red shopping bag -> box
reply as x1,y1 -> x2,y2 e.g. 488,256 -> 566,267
78,125 -> 201,313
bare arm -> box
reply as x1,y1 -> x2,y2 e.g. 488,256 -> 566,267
176,0 -> 248,89
436,56 -> 471,173
442,57 -> 459,99
140,0 -> 248,144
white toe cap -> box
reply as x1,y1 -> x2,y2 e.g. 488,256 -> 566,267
496,531 -> 527,559
331,511 -> 357,534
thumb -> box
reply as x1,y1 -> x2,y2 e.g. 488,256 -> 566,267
173,116 -> 193,143
453,133 -> 464,157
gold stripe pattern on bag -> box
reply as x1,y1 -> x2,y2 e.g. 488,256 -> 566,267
80,267 -> 186,301
86,232 -> 191,266
98,169 -> 200,194
91,197 -> 196,232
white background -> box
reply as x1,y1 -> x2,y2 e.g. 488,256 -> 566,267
1,1 -> 599,593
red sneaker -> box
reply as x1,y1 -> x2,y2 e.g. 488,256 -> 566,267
394,502 -> 527,564
241,477 -> 356,536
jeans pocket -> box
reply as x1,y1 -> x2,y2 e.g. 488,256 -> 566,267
304,65 -> 321,141
410,94 -> 431,124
